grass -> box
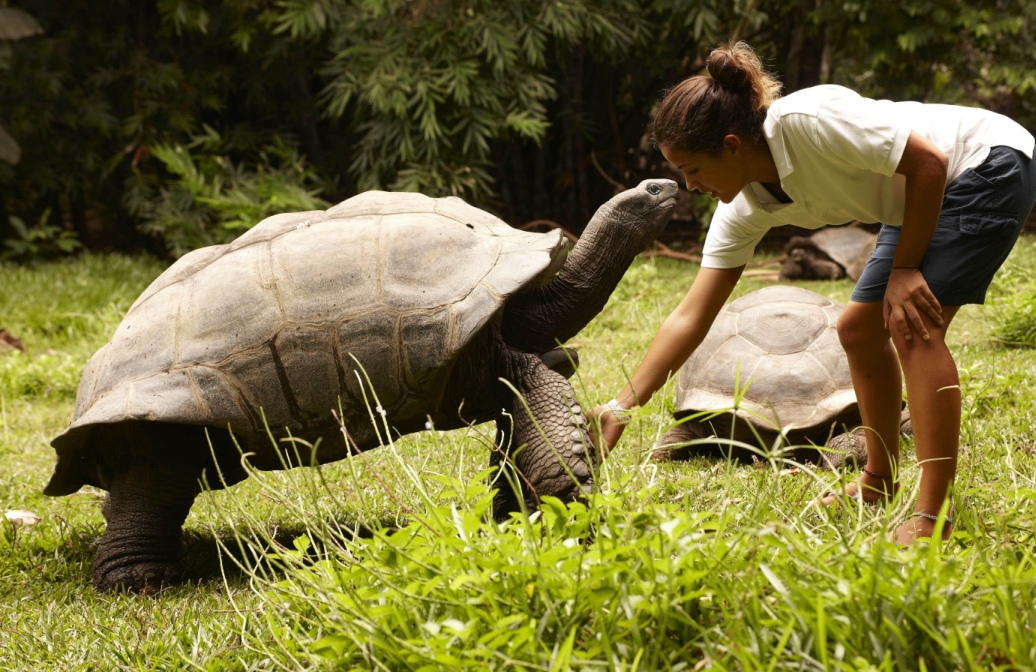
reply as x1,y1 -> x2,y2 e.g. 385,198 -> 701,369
1,238 -> 1035,670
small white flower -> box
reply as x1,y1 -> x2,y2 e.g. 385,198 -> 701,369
376,405 -> 386,417
424,421 -> 433,430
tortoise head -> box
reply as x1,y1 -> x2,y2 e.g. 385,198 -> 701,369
586,178 -> 678,253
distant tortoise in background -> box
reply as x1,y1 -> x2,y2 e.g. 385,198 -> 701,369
654,285 -> 910,468
46,180 -> 678,593
780,225 -> 878,281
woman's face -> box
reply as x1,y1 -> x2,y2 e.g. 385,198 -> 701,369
661,138 -> 749,204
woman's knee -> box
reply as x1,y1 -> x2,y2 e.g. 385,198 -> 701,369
892,306 -> 961,364
837,303 -> 886,352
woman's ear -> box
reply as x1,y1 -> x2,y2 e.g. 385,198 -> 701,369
722,134 -> 743,156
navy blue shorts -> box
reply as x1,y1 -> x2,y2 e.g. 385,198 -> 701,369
852,146 -> 1036,305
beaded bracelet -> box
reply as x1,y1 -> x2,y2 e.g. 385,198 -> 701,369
606,399 -> 632,425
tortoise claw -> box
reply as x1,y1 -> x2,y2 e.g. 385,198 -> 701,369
93,560 -> 183,594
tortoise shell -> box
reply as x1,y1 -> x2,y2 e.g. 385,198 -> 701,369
49,191 -> 570,485
671,285 -> 858,438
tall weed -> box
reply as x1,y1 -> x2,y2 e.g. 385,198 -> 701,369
209,421 -> 1036,670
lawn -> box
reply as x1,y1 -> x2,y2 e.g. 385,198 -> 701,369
1,236 -> 1035,670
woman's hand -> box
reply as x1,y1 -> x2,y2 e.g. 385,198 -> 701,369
586,266 -> 744,459
588,403 -> 629,458
883,267 -> 943,341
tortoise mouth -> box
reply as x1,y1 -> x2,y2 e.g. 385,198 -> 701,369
650,195 -> 677,217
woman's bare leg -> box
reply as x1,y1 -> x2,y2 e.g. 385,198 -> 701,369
890,305 -> 961,542
822,300 -> 960,542
820,301 -> 903,503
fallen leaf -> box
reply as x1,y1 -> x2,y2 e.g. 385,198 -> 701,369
4,509 -> 41,526
0,328 -> 27,352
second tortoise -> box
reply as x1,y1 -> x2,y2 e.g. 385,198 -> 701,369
655,285 -> 910,468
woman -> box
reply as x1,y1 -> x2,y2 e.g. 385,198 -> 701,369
592,42 -> 1036,544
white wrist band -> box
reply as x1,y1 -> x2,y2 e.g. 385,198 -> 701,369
607,398 -> 632,424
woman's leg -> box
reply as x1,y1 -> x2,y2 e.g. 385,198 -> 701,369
824,299 -> 961,542
890,305 -> 961,542
821,301 -> 903,503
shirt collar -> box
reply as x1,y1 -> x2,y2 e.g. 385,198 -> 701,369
763,108 -> 795,180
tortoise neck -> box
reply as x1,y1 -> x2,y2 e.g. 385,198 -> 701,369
500,202 -> 665,353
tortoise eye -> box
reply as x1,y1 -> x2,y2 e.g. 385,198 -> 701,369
647,183 -> 662,195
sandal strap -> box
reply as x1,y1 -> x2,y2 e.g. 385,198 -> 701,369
912,511 -> 954,525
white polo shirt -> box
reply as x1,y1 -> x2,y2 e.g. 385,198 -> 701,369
702,85 -> 1036,268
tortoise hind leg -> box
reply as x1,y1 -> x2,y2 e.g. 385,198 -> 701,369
91,423 -> 217,593
490,353 -> 595,519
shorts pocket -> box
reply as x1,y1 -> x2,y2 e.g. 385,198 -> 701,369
958,212 -> 1019,236
971,146 -> 1022,186
965,166 -> 997,188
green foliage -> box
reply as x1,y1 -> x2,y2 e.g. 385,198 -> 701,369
812,0 -> 1036,117
127,129 -> 329,257
986,237 -> 1036,348
1,211 -> 81,262
220,443 -> 1036,669
4,0 -> 1036,260
252,483 -> 724,668
1,0 -> 333,259
289,0 -> 651,200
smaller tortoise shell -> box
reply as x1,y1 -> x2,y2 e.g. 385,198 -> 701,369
672,285 -> 857,435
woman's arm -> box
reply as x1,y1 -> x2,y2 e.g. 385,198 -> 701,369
591,264 -> 744,452
886,130 -> 949,341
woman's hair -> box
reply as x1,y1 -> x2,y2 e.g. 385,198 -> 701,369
650,42 -> 782,155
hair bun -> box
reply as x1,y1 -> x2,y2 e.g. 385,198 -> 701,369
706,50 -> 749,89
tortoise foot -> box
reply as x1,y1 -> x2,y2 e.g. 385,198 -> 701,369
93,556 -> 183,594
93,447 -> 200,594
652,424 -> 701,462
816,427 -> 868,470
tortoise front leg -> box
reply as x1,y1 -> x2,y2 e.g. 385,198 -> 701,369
490,354 -> 595,519
91,424 -> 207,593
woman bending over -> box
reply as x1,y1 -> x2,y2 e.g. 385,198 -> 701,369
593,42 -> 1036,543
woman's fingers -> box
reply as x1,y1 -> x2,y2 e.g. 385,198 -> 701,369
884,269 -> 943,341
919,287 -> 944,323
903,303 -> 931,341
588,405 -> 626,458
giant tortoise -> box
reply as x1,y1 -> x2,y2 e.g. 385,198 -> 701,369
47,180 -> 677,592
654,285 -> 909,467
779,225 -> 878,281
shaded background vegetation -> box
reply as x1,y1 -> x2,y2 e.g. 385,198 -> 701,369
2,0 -> 1035,260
